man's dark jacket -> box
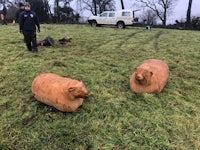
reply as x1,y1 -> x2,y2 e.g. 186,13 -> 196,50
16,9 -> 24,23
19,10 -> 40,32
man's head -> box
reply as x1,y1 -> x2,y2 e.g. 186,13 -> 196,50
24,2 -> 31,11
19,2 -> 24,9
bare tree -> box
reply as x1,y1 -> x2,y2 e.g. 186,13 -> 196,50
82,0 -> 115,15
0,0 -> 15,7
54,0 -> 73,22
141,9 -> 157,25
186,0 -> 193,28
135,0 -> 177,26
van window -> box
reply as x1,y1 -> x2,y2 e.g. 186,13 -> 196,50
109,13 -> 115,17
100,12 -> 108,17
122,12 -> 131,16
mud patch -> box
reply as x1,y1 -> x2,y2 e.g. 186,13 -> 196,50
53,61 -> 66,67
22,115 -> 37,126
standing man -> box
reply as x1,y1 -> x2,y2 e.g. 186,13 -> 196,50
16,2 -> 25,41
19,2 -> 40,52
16,2 -> 25,23
1,5 -> 7,25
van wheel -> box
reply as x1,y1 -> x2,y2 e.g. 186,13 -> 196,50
91,21 -> 97,27
117,22 -> 125,29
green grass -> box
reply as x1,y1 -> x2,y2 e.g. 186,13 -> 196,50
0,24 -> 200,149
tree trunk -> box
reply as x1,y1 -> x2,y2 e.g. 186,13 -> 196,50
93,0 -> 97,15
55,0 -> 60,23
120,0 -> 124,9
186,0 -> 193,29
45,0 -> 53,23
163,9 -> 167,27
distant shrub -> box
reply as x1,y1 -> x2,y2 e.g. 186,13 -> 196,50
191,16 -> 200,30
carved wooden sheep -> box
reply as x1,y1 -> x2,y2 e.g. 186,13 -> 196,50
31,73 -> 89,112
130,59 -> 169,94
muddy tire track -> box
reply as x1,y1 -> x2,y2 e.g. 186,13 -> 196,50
140,30 -> 165,51
116,30 -> 144,49
154,30 -> 165,51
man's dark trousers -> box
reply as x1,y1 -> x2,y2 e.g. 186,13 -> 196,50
23,30 -> 37,51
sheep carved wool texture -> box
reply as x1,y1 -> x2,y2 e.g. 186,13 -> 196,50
31,73 -> 89,112
130,59 -> 169,94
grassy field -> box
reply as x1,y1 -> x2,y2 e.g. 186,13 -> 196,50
0,24 -> 200,149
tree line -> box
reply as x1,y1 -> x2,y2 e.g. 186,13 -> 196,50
133,0 -> 197,29
0,0 -> 79,23
0,0 -> 199,30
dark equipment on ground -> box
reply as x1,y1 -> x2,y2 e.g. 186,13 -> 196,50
37,36 -> 55,46
58,37 -> 72,45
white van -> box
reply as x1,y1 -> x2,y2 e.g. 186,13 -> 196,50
88,10 -> 137,29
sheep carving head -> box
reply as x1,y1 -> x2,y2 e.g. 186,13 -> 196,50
68,81 -> 89,99
134,68 -> 153,86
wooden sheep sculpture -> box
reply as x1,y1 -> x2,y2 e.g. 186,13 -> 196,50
31,73 -> 89,112
130,59 -> 169,94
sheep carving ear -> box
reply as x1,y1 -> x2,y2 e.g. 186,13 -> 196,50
68,87 -> 75,92
150,71 -> 153,76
